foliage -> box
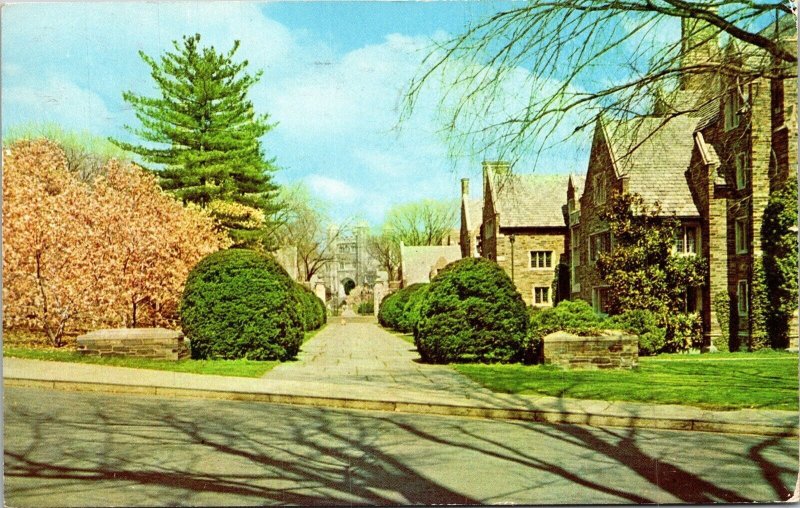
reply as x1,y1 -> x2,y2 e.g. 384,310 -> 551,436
112,34 -> 280,249
2,140 -> 227,346
749,261 -> 770,351
712,291 -> 731,352
607,309 -> 667,356
665,312 -> 703,352
414,258 -> 528,363
293,284 -> 326,331
356,302 -> 374,315
180,249 -> 304,361
384,199 -> 457,246
378,284 -> 426,330
4,122 -> 129,182
761,178 -> 798,348
596,192 -> 706,352
526,300 -> 607,363
404,1 -> 795,162
396,284 -> 430,333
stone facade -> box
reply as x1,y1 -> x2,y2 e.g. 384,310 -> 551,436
76,328 -> 189,360
542,331 -> 638,369
568,17 -> 797,350
479,162 -> 571,306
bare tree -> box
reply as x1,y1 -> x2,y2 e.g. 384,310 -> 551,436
367,231 -> 401,282
274,184 -> 350,282
403,1 -> 796,163
385,199 -> 457,247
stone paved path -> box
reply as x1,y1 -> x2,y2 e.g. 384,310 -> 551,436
263,319 -> 495,398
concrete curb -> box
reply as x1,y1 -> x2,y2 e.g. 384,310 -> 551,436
6,377 -> 797,437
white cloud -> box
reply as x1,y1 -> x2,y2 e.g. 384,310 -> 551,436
306,174 -> 360,203
4,76 -> 114,133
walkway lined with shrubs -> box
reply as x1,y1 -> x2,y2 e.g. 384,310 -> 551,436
264,319 -> 494,398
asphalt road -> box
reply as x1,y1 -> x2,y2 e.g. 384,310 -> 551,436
4,387 -> 798,506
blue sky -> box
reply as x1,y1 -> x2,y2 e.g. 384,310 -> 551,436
2,1 -> 612,223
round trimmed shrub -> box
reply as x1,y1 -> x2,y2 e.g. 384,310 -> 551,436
180,248 -> 304,361
414,258 -> 528,363
378,283 -> 427,331
293,283 -> 326,331
396,284 -> 429,333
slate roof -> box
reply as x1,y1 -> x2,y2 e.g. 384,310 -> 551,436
400,244 -> 461,286
465,198 -> 483,232
490,172 -> 571,228
603,115 -> 701,217
569,173 -> 586,201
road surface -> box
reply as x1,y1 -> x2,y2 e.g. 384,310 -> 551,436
5,387 -> 798,506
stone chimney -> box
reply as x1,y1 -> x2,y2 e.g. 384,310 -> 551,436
461,178 -> 470,198
680,15 -> 720,91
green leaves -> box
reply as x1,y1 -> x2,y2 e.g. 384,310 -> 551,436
112,34 -> 280,249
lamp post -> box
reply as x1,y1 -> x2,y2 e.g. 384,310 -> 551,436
509,234 -> 516,283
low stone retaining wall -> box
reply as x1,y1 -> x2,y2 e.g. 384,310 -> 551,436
76,328 -> 189,360
543,330 -> 638,369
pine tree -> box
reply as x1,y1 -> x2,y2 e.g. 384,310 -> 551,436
112,34 -> 280,248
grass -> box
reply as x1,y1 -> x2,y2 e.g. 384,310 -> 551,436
3,325 -> 328,378
454,351 -> 799,411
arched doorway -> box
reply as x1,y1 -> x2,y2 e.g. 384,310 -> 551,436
342,278 -> 356,295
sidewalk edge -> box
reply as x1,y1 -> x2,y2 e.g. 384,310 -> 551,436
5,377 -> 797,437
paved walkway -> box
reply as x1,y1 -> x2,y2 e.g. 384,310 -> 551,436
4,319 -> 799,436
264,320 -> 493,399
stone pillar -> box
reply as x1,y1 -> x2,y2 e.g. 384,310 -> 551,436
314,282 -> 327,303
373,282 -> 385,318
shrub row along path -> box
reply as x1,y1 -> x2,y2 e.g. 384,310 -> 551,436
263,318 -> 496,402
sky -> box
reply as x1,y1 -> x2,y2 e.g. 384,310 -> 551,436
2,1 -> 626,224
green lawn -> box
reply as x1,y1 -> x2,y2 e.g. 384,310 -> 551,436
3,326 -> 328,378
454,351 -> 799,411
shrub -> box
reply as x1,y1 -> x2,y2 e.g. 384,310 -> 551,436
378,283 -> 426,330
526,300 -> 607,362
396,284 -> 430,333
665,312 -> 703,352
357,301 -> 374,315
607,309 -> 666,356
294,284 -> 326,331
712,291 -> 731,352
181,249 -> 304,361
414,258 -> 528,363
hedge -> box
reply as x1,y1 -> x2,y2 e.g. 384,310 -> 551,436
378,283 -> 427,330
414,258 -> 528,363
180,248 -> 304,361
293,283 -> 327,331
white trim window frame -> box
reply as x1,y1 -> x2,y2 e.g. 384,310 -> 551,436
674,225 -> 699,255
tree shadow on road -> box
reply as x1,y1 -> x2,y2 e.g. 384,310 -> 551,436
4,388 -> 798,505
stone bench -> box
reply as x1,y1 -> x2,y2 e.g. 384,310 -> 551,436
76,328 -> 189,360
543,330 -> 638,369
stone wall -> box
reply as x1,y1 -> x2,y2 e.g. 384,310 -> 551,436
76,328 -> 189,360
494,228 -> 567,306
543,331 -> 638,369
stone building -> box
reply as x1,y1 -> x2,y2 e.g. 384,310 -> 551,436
479,161 -> 573,307
569,15 -> 798,349
399,243 -> 461,287
459,178 -> 483,258
317,221 -> 378,298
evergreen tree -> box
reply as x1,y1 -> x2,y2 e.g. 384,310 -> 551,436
112,34 -> 280,248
